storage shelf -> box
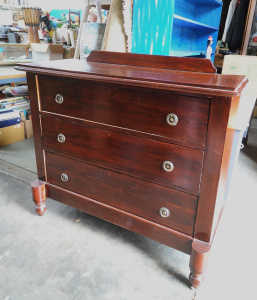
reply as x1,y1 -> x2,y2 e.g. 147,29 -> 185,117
0,4 -> 22,11
131,0 -> 222,63
89,0 -> 111,4
0,43 -> 30,48
170,50 -> 205,57
192,0 -> 222,5
173,14 -> 219,30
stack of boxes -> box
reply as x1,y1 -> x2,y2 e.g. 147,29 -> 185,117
0,85 -> 33,148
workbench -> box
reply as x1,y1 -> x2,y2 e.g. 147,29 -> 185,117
0,65 -> 26,85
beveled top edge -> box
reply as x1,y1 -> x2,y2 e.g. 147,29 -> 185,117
16,57 -> 248,97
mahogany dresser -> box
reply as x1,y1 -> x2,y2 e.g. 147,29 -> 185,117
16,51 -> 248,289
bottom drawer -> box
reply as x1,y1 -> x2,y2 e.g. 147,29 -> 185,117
45,151 -> 197,236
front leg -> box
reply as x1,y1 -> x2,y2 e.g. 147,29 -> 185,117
31,180 -> 47,216
189,239 -> 210,290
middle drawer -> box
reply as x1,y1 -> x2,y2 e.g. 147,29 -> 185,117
41,115 -> 204,195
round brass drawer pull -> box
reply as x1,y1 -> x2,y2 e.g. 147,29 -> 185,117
166,113 -> 178,126
55,94 -> 64,104
61,173 -> 68,182
159,207 -> 170,218
162,161 -> 174,172
57,133 -> 65,143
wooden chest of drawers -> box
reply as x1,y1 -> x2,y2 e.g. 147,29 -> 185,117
17,51 -> 248,289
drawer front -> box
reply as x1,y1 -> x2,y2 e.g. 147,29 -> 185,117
38,76 -> 210,147
45,151 -> 197,236
41,116 -> 204,195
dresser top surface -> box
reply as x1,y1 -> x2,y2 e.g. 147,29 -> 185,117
16,51 -> 248,97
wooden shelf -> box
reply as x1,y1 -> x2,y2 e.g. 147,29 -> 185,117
0,59 -> 32,66
173,15 -> 219,31
0,43 -> 30,48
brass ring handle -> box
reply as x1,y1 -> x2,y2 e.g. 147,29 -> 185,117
159,207 -> 170,218
55,94 -> 64,104
61,173 -> 68,182
166,113 -> 178,126
162,161 -> 174,172
57,133 -> 65,143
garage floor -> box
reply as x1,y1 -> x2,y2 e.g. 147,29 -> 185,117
0,120 -> 256,300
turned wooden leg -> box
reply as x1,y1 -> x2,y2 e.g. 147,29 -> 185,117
189,239 -> 211,290
31,180 -> 47,216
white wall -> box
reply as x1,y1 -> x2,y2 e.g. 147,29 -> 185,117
27,0 -> 111,10
0,9 -> 12,25
27,0 -> 85,10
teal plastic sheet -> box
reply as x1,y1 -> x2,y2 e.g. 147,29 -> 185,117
132,0 -> 175,56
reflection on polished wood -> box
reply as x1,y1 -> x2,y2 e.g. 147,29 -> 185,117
17,51 -> 248,289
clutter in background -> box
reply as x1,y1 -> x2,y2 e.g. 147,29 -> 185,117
0,82 -> 32,146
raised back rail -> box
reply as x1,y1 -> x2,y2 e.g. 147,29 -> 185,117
87,50 -> 217,73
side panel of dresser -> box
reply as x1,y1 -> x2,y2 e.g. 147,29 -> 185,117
27,73 -> 46,181
189,95 -> 242,289
27,72 -> 194,254
194,95 -> 241,243
210,94 -> 242,241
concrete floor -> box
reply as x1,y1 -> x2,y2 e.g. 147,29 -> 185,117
0,120 -> 256,300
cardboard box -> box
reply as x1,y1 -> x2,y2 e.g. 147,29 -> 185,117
31,43 -> 64,61
21,119 -> 33,139
214,53 -> 223,68
253,106 -> 257,118
222,55 -> 257,130
222,55 -> 257,98
0,123 -> 25,147
63,46 -> 75,59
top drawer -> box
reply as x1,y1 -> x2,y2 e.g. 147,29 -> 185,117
37,76 -> 210,147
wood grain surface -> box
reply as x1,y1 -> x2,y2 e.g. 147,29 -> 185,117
46,183 -> 193,254
38,75 -> 210,148
87,50 -> 217,73
20,51 -> 248,290
45,151 -> 198,236
41,115 -> 204,195
16,53 -> 248,97
26,74 -> 46,181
